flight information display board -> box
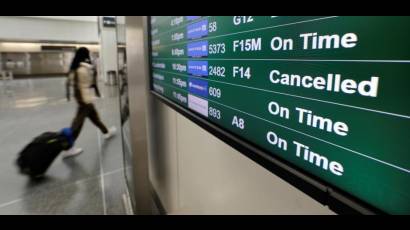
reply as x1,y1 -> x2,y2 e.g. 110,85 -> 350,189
148,16 -> 410,214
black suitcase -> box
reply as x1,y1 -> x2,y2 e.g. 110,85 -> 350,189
16,128 -> 74,178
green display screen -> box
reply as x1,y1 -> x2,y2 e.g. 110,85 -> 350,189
149,16 -> 410,214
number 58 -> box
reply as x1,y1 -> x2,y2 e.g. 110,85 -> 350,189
209,21 -> 217,32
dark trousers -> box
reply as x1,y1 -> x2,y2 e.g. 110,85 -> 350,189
71,103 -> 108,140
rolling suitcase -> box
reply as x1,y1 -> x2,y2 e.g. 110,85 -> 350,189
16,128 -> 74,178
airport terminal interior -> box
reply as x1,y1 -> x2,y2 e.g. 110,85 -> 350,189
0,16 -> 408,215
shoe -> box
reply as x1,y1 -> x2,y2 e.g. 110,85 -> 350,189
62,147 -> 83,159
103,126 -> 117,139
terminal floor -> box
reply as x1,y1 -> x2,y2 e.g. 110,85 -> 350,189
0,77 -> 127,214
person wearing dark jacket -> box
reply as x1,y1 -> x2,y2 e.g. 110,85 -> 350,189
64,47 -> 116,158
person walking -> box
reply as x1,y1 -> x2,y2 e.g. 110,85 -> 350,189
63,47 -> 116,158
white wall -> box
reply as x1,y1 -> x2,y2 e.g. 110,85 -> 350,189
0,16 -> 98,43
0,42 -> 100,53
116,16 -> 126,44
22,16 -> 97,22
147,98 -> 335,214
98,16 -> 118,82
147,102 -> 179,212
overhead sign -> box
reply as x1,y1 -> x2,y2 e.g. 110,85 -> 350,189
103,16 -> 116,27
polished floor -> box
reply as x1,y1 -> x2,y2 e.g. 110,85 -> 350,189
0,77 -> 128,214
